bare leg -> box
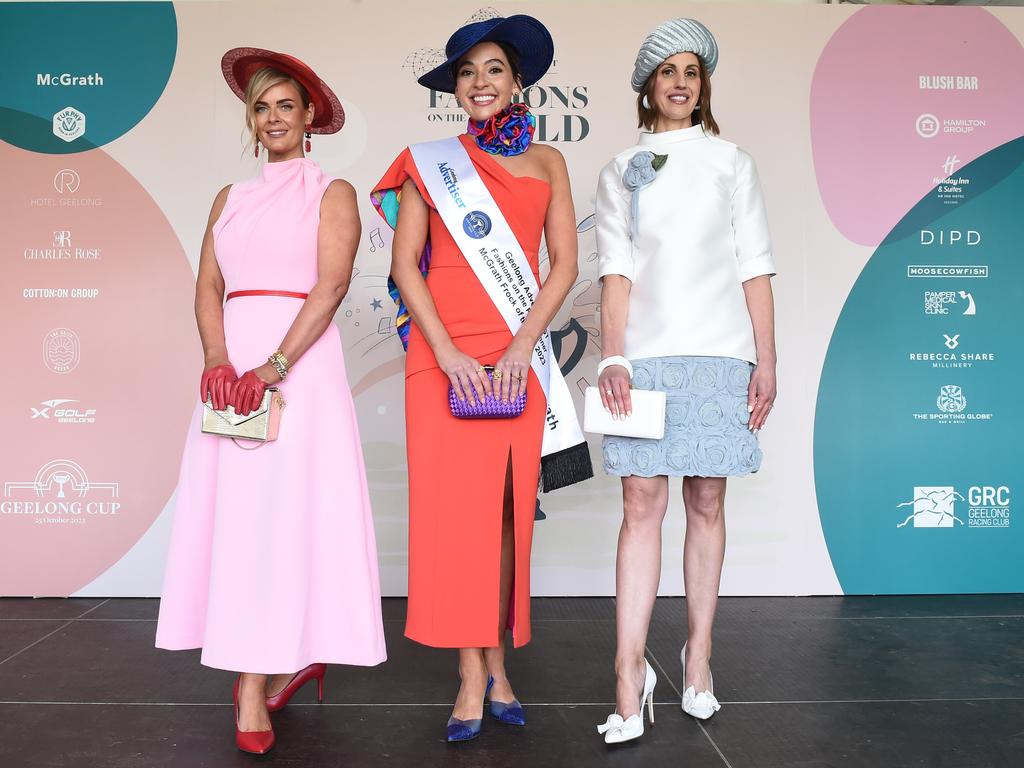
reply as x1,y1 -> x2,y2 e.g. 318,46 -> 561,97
484,452 -> 517,703
452,649 -> 488,721
614,475 -> 669,719
236,672 -> 272,732
266,672 -> 297,698
682,476 -> 727,693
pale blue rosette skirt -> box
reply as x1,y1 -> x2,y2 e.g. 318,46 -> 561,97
602,356 -> 763,478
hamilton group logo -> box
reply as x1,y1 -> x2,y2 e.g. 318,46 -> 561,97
43,328 -> 80,374
916,113 -> 939,138
2,459 -> 120,522
52,106 -> 86,142
896,486 -> 1010,529
897,487 -> 963,527
936,384 -> 967,413
463,210 -> 492,239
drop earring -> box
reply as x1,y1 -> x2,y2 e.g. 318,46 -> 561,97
304,125 -> 312,153
254,140 -> 260,158
642,94 -> 651,109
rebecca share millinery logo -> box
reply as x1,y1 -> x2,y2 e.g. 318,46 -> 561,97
52,106 -> 86,142
43,328 -> 80,374
463,211 -> 492,239
2,459 -> 120,525
924,290 -> 976,315
908,332 -> 995,369
896,486 -> 1010,529
30,399 -> 96,424
912,384 -> 992,424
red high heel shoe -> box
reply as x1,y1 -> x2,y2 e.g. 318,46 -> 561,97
233,676 -> 275,754
265,663 -> 327,713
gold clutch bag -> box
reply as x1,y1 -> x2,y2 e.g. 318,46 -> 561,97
201,387 -> 285,444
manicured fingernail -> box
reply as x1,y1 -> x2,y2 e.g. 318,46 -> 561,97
747,405 -> 754,413
626,411 -> 632,417
753,428 -> 760,435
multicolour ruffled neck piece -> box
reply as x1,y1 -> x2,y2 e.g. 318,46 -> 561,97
467,103 -> 536,156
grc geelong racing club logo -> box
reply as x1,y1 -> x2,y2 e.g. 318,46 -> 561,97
896,485 -> 1011,529
463,211 -> 492,239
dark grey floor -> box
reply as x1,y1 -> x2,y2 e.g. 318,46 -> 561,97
1,595 -> 1023,767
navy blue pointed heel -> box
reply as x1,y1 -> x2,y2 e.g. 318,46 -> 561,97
485,676 -> 527,726
446,715 -> 483,742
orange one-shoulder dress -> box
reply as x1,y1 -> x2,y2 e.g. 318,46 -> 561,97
373,135 -> 550,648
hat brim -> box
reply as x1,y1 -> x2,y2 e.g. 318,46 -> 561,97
417,15 -> 554,94
221,47 -> 345,134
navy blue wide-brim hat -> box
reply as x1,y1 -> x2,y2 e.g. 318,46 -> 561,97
417,15 -> 554,94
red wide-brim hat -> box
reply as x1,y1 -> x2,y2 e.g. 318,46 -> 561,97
221,47 -> 345,134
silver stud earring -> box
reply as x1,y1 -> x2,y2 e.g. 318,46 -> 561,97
642,94 -> 651,109
693,102 -> 701,112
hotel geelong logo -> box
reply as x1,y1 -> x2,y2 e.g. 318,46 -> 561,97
52,106 -> 86,142
2,459 -> 120,526
30,169 -> 103,210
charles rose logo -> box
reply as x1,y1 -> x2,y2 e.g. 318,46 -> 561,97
52,106 -> 86,142
43,328 -> 80,374
2,459 -> 120,524
896,486 -> 1010,529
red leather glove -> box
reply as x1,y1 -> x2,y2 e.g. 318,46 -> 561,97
200,364 -> 237,411
230,370 -> 269,417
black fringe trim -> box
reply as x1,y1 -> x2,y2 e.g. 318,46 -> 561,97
540,441 -> 594,493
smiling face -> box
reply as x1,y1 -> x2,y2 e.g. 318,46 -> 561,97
453,41 -> 522,121
649,52 -> 701,129
252,80 -> 314,160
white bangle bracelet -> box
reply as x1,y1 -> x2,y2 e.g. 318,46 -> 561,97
598,355 -> 633,379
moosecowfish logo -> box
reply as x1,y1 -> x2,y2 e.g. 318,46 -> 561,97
463,211 -> 492,239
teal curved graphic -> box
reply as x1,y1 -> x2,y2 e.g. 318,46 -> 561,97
0,2 -> 176,153
815,137 -> 1024,594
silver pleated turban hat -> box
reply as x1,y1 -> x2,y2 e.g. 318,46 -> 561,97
630,18 -> 719,92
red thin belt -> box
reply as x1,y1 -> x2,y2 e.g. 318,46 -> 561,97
226,290 -> 309,301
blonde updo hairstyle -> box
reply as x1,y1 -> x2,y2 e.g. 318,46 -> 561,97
243,67 -> 312,152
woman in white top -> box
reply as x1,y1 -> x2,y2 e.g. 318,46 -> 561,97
594,19 -> 777,744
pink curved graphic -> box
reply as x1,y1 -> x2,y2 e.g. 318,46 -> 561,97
810,7 -> 1024,246
0,143 -> 197,595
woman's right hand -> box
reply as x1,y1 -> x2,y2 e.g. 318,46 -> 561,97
598,364 -> 632,420
200,363 -> 237,411
435,342 -> 492,405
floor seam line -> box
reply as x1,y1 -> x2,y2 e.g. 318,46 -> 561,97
0,620 -> 76,667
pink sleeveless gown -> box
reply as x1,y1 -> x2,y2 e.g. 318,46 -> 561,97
155,158 -> 386,672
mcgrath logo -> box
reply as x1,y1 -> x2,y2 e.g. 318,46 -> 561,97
52,106 -> 85,142
916,113 -> 940,138
43,328 -> 80,374
463,211 -> 492,239
53,169 -> 80,194
897,487 -> 964,528
936,384 -> 967,413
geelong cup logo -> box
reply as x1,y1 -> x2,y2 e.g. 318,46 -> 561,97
44,328 -> 80,374
463,211 -> 492,239
52,106 -> 86,143
936,384 -> 966,413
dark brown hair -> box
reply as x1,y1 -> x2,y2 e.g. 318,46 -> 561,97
636,54 -> 719,135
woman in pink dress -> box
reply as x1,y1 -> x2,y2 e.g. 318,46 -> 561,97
155,48 -> 385,755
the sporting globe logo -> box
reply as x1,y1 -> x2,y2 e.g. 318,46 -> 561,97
463,211 -> 492,239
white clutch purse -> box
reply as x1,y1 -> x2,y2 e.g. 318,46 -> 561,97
583,386 -> 667,439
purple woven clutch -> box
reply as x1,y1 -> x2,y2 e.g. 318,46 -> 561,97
448,369 -> 526,419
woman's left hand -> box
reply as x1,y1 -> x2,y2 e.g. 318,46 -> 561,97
747,361 -> 777,432
231,366 -> 278,417
494,339 -> 533,403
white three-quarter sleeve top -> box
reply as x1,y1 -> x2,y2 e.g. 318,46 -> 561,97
596,123 -> 775,365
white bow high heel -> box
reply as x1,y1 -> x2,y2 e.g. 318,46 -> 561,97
681,642 -> 721,720
597,659 -> 656,744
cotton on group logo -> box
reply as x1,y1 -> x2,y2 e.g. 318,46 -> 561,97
52,106 -> 86,142
896,487 -> 964,528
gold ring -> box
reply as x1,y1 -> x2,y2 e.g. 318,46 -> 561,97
492,370 -> 503,380
606,389 -> 613,396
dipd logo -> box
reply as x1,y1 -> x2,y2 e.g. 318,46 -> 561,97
463,211 -> 492,239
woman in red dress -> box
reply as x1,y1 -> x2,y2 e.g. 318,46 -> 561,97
372,14 -> 589,741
